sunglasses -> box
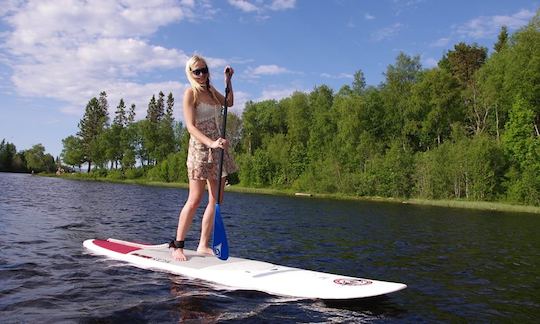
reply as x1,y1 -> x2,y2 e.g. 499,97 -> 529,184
191,66 -> 209,76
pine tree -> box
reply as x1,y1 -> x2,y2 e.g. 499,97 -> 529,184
146,95 -> 158,122
97,91 -> 110,126
78,97 -> 107,172
441,42 -> 487,88
128,103 -> 136,124
494,26 -> 509,53
114,98 -> 127,127
156,91 -> 165,122
123,103 -> 137,169
352,70 -> 366,95
0,139 -> 17,171
166,92 -> 175,121
107,98 -> 129,168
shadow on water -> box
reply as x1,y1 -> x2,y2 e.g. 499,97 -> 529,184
323,295 -> 408,318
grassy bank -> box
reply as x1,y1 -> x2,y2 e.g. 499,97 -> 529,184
49,173 -> 540,214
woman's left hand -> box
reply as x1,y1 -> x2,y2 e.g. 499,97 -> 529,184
224,66 -> 234,83
210,137 -> 228,149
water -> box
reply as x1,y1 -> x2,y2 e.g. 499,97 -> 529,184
1,172 -> 539,323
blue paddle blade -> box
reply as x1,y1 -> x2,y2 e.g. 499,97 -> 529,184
212,203 -> 229,260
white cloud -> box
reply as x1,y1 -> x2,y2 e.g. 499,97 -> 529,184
259,87 -> 297,101
0,0 -> 211,117
371,23 -> 403,41
269,0 -> 296,11
228,0 -> 259,13
228,0 -> 296,14
392,0 -> 425,15
430,37 -> 451,47
251,64 -> 290,75
321,73 -> 353,79
455,9 -> 534,39
365,13 -> 375,20
76,38 -> 187,72
5,0 -> 184,48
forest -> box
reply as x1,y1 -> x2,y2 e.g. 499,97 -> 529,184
1,12 -> 538,206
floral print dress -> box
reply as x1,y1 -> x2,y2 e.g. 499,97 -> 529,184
186,101 -> 238,180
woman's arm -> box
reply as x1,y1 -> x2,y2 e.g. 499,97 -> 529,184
211,66 -> 234,107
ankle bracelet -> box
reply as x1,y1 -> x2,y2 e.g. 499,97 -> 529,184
169,240 -> 185,249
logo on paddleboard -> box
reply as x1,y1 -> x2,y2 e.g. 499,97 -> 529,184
334,278 -> 372,286
213,243 -> 222,257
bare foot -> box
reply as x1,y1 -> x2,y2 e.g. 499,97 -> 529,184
196,246 -> 214,256
171,248 -> 188,261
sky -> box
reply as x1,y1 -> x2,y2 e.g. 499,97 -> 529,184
0,0 -> 538,158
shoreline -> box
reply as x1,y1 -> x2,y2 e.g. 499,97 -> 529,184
43,173 -> 540,214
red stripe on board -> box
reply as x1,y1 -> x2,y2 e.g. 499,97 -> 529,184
93,239 -> 141,254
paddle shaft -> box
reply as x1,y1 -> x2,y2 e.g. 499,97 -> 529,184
216,84 -> 229,203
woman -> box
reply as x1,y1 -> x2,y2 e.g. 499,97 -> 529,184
170,55 -> 237,261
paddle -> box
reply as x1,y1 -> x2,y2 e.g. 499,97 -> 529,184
212,69 -> 231,260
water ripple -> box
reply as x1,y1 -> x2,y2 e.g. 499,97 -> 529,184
1,173 -> 539,322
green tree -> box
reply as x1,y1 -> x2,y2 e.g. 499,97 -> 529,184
0,139 -> 17,171
440,42 -> 488,135
78,96 -> 108,172
494,25 -> 509,53
104,98 -> 128,169
241,99 -> 285,154
128,103 -> 136,124
24,144 -> 55,173
476,49 -> 508,141
156,91 -> 165,121
307,85 -> 335,162
503,12 -> 540,136
226,112 -> 243,153
464,135 -> 506,200
414,143 -> 453,199
284,92 -> 311,147
122,103 -> 137,169
61,135 -> 84,169
440,42 -> 487,88
382,52 -> 422,143
143,95 -> 160,165
406,68 -> 463,150
166,92 -> 174,121
502,95 -> 539,169
352,70 -> 366,95
373,141 -> 415,198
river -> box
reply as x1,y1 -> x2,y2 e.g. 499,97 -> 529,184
1,172 -> 538,322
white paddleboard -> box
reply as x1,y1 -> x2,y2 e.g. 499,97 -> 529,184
83,238 -> 406,300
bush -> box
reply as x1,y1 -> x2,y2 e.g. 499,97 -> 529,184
93,168 -> 108,178
146,152 -> 187,183
506,164 -> 540,206
125,168 -> 144,179
106,169 -> 125,180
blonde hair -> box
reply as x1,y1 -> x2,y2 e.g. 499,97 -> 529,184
185,55 -> 220,105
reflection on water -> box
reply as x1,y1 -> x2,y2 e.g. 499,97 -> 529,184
1,173 -> 539,322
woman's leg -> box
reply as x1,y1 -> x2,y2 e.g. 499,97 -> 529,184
172,179 -> 206,261
197,176 -> 227,254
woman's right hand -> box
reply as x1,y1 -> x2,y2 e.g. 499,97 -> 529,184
210,138 -> 228,149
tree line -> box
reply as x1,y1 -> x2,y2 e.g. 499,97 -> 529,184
0,140 -> 56,173
235,13 -> 540,206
